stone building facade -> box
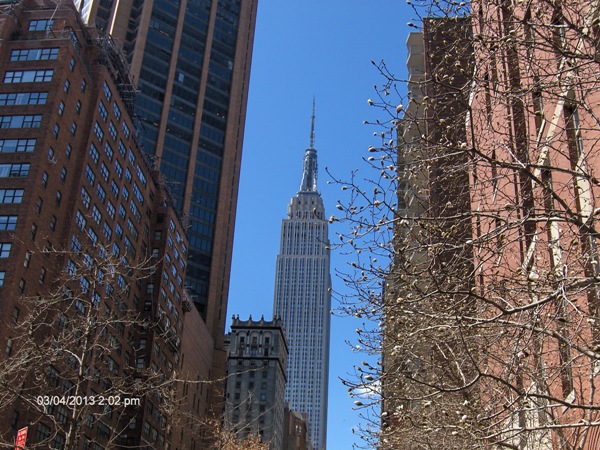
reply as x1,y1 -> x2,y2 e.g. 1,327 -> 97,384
225,316 -> 288,450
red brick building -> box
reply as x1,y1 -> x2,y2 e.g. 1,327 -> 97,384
384,2 -> 600,449
0,1 -> 210,448
467,0 -> 600,447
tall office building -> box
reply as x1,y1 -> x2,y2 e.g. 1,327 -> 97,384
273,109 -> 331,450
75,0 -> 259,355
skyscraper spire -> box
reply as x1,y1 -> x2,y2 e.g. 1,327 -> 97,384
310,97 -> 316,149
300,100 -> 318,192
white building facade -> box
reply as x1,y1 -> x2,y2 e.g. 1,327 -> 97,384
273,114 -> 331,450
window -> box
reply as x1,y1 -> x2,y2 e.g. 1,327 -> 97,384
70,234 -> 81,252
110,180 -> 119,199
63,79 -> 70,93
12,308 -> 19,323
50,215 -> 57,231
58,101 -> 64,115
0,92 -> 48,106
130,200 -> 141,222
60,167 -> 67,182
65,259 -> 76,276
137,164 -> 147,187
39,267 -> 46,284
0,139 -> 35,153
132,183 -> 144,204
104,143 -> 113,161
51,432 -> 65,449
4,70 -> 53,83
96,184 -> 106,203
68,29 -> 79,50
93,122 -> 104,142
0,189 -> 24,203
29,19 -> 53,30
65,144 -> 72,159
35,197 -> 43,214
100,163 -> 109,182
0,216 -> 18,231
0,115 -> 42,128
81,187 -> 91,208
118,140 -> 126,157
75,100 -> 81,114
85,165 -> 95,186
102,222 -> 112,240
10,48 -> 58,61
115,223 -> 123,239
69,57 -> 75,71
55,190 -> 62,207
127,219 -> 138,241
23,252 -> 31,269
98,102 -> 108,121
124,236 -> 136,257
114,160 -> 123,178
89,143 -> 99,164
75,211 -> 87,230
80,277 -> 90,294
108,121 -> 117,141
87,228 -> 98,245
41,171 -> 48,188
91,205 -> 102,224
0,163 -> 30,177
53,124 -> 59,138
0,243 -> 11,258
30,223 -> 37,240
106,201 -> 116,219
113,102 -> 121,120
122,121 -> 130,139
70,122 -> 77,135
103,81 -> 112,101
80,79 -> 86,92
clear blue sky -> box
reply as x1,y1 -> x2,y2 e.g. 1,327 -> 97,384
228,1 -> 410,448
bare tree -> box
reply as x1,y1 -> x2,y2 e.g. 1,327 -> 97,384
201,417 -> 270,450
0,245 -> 279,450
0,246 -> 181,449
331,0 -> 600,449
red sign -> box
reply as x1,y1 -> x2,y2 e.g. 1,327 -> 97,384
14,427 -> 27,449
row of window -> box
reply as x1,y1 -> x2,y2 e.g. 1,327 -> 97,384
0,92 -> 47,106
0,139 -> 36,153
0,115 -> 42,128
4,70 -> 53,83
10,48 -> 58,62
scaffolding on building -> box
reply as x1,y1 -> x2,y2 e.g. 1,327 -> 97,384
92,32 -> 136,116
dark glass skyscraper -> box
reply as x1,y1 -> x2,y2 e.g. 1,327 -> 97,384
74,0 -> 258,348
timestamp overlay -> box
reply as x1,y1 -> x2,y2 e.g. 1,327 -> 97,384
35,395 -> 141,407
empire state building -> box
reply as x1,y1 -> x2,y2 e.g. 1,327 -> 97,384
273,106 -> 331,450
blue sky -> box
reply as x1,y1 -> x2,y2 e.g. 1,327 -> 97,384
228,1 -> 410,448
